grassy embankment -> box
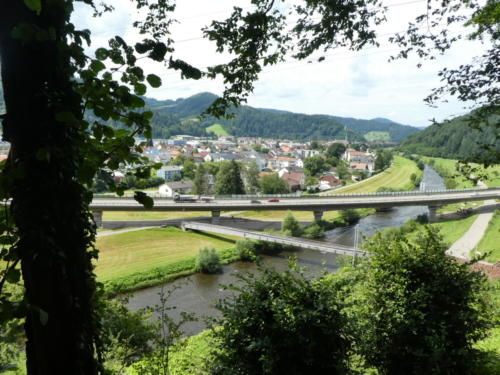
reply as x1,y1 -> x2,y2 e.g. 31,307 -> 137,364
474,210 -> 500,263
421,156 -> 500,212
95,227 -> 239,294
236,155 -> 422,222
420,156 -> 500,261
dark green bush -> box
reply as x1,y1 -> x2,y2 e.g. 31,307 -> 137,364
195,247 -> 223,274
209,264 -> 351,375
235,239 -> 258,261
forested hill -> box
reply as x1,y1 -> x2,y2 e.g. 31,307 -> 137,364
398,112 -> 499,159
145,92 -> 418,142
329,116 -> 419,142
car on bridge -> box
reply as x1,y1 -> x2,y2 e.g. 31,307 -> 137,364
267,198 -> 279,202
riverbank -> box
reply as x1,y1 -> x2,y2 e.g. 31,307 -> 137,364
95,227 -> 240,295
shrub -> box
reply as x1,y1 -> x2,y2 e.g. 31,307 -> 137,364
235,239 -> 257,262
209,264 -> 351,374
350,227 -> 493,375
340,209 -> 360,225
416,213 -> 429,224
281,211 -> 303,237
195,247 -> 222,274
302,223 -> 325,239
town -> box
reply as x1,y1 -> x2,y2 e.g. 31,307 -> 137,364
100,134 -> 392,198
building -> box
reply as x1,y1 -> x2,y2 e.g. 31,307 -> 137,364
156,166 -> 183,181
319,175 -> 341,191
158,181 -> 193,197
281,172 -> 305,192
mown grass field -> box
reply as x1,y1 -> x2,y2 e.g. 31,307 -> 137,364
474,210 -> 500,263
235,208 -> 375,222
206,123 -> 229,136
334,155 -> 421,193
95,227 -> 238,288
103,211 -> 207,221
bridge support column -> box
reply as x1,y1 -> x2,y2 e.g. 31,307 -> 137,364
313,210 -> 323,223
428,205 -> 439,222
211,210 -> 221,224
92,210 -> 103,228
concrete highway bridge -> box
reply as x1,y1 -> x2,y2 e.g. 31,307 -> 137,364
181,221 -> 368,258
90,187 -> 500,226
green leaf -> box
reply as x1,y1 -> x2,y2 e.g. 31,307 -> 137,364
134,83 -> 147,96
134,191 -> 154,209
5,268 -> 21,284
95,48 -> 109,61
24,0 -> 41,14
149,43 -> 168,61
146,74 -> 162,88
90,60 -> 106,73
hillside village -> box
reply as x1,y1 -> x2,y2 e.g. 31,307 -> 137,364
110,134 -> 381,197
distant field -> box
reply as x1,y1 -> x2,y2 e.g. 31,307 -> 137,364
334,155 -> 421,194
364,131 -> 390,142
95,227 -> 237,283
103,211 -> 207,221
235,208 -> 374,222
206,123 -> 229,136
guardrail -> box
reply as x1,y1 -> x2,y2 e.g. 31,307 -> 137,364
93,187 -> 499,201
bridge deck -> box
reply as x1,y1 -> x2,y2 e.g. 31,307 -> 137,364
181,221 -> 368,257
90,188 -> 500,212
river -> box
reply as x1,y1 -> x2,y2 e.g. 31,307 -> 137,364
126,165 -> 445,335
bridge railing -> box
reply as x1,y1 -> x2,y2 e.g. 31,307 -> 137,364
213,187 -> 495,200
92,186 -> 498,200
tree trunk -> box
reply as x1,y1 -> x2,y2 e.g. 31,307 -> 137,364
0,2 -> 100,374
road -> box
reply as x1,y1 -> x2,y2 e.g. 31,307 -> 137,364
90,188 -> 500,212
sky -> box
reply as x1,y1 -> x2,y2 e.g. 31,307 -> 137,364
72,0 -> 490,127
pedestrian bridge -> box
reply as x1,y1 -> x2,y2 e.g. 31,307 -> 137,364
181,221 -> 368,257
90,187 -> 500,224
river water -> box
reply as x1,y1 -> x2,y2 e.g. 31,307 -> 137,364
126,165 -> 445,335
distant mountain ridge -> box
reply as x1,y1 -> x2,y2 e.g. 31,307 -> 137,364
145,92 -> 420,142
0,89 -> 420,142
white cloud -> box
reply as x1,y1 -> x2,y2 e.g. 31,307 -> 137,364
71,0 -> 490,127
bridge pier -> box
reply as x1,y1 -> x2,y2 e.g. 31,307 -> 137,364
313,210 -> 324,223
211,210 -> 221,224
92,210 -> 103,228
428,205 -> 440,222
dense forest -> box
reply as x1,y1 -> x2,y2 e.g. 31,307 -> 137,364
398,112 -> 499,159
328,116 -> 419,142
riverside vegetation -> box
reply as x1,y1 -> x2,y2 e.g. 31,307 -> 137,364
56,229 -> 500,373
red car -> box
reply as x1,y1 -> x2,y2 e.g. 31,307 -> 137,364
267,198 -> 279,202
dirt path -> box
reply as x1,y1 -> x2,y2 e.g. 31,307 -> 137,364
97,226 -> 156,238
446,181 -> 494,259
